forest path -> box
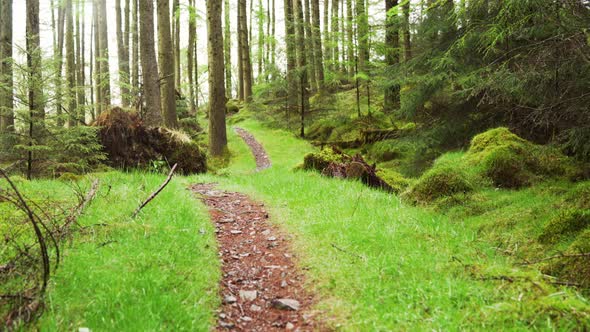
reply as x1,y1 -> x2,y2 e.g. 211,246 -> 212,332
235,127 -> 272,171
189,129 -> 319,331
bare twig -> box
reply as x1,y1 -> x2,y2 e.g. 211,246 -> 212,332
331,243 -> 366,261
132,164 -> 178,218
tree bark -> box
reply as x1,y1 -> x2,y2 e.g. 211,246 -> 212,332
188,0 -> 197,113
257,0 -> 264,79
237,1 -> 244,100
331,0 -> 339,71
239,0 -> 253,100
139,0 -> 162,126
304,0 -> 317,91
323,0 -> 330,69
55,1 -> 66,126
65,0 -> 77,127
383,0 -> 400,113
346,0 -> 353,76
97,0 -> 111,110
0,0 -> 13,133
224,0 -> 232,97
207,0 -> 228,156
131,0 -> 139,96
157,0 -> 178,128
93,1 -> 101,116
402,0 -> 411,61
294,0 -> 309,137
356,0 -> 368,73
116,0 -> 130,107
173,0 -> 181,89
76,0 -> 86,122
284,0 -> 297,110
311,0 -> 324,92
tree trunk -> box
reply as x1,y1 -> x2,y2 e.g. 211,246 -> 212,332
237,1 -> 244,100
157,0 -> 178,128
0,0 -> 13,133
294,0 -> 309,137
139,0 -> 162,126
76,0 -> 86,122
383,0 -> 400,113
131,0 -> 139,96
402,0 -> 411,61
311,0 -> 324,92
188,0 -> 196,113
207,0 -> 228,156
356,0 -> 368,73
284,0 -> 297,111
346,0 -> 353,76
304,0 -> 317,91
173,0 -> 181,90
331,0 -> 339,71
323,0 -> 330,69
65,0 -> 77,127
239,0 -> 253,100
271,0 -> 276,68
116,0 -> 130,107
55,1 -> 65,126
97,0 -> 111,109
224,0 -> 232,98
93,1 -> 101,116
257,0 -> 264,79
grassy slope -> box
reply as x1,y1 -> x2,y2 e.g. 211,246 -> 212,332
36,172 -> 219,331
188,119 -> 589,330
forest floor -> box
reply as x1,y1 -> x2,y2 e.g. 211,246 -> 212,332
10,119 -> 588,330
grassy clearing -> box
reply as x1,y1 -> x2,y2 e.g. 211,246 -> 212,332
31,172 -> 219,331
187,119 -> 590,330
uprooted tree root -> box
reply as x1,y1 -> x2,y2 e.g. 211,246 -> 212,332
0,170 -> 99,330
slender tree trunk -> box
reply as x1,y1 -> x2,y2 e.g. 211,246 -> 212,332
207,0 -> 228,156
224,0 -> 232,98
173,0 -> 181,90
346,0 -> 353,76
65,0 -> 77,127
323,0 -> 330,69
383,0 -> 400,113
116,0 -> 130,107
294,0 -> 309,137
311,0 -> 324,92
131,0 -> 139,96
284,0 -> 297,111
188,0 -> 196,113
265,0 -> 270,80
356,0 -> 368,73
26,0 -> 44,179
139,0 -> 162,126
0,0 -> 13,133
331,0 -> 339,71
76,0 -> 86,122
194,32 -> 199,110
239,0 -> 253,100
96,0 -> 111,110
271,0 -> 276,68
237,1 -> 244,100
340,0 -> 345,73
257,0 -> 264,79
157,0 -> 178,128
89,10 -> 95,119
93,2 -> 101,115
304,0 -> 317,91
55,1 -> 65,126
402,0 -> 411,61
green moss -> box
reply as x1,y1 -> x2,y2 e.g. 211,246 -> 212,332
403,165 -> 474,203
226,99 -> 241,114
538,209 -> 590,244
544,229 -> 590,288
302,147 -> 346,172
469,127 -> 529,154
376,168 -> 412,194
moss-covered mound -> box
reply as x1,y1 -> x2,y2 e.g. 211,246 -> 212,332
466,127 -> 575,188
303,147 -> 347,172
94,107 -> 207,174
403,165 -> 474,203
376,169 -> 412,194
543,229 -> 590,288
538,209 -> 590,244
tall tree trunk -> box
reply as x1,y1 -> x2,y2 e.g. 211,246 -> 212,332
207,0 -> 228,156
116,0 -> 130,107
194,32 -> 199,110
294,0 -> 309,137
356,0 -> 368,73
224,0 -> 232,97
157,0 -> 178,128
97,0 -> 111,110
89,9 -> 95,119
284,0 -> 297,111
0,0 -> 13,133
311,0 -> 324,92
139,0 -> 162,126
331,0 -> 339,71
76,0 -> 86,122
55,1 -> 66,126
265,0 -> 270,80
402,0 -> 411,61
173,0 -> 181,90
257,0 -> 264,79
323,0 -> 330,69
26,0 -> 44,179
383,0 -> 400,113
239,0 -> 253,100
131,0 -> 139,96
237,1 -> 244,101
65,0 -> 77,127
271,0 -> 276,68
346,0 -> 353,76
304,0 -> 317,91
188,0 -> 196,112
93,2 -> 101,116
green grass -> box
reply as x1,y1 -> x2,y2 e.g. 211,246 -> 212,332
33,172 -> 219,331
185,119 -> 590,330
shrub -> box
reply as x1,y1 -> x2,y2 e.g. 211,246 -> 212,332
538,209 -> 590,244
403,165 -> 474,203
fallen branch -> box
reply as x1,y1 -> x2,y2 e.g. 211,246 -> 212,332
62,179 -> 100,231
132,164 -> 178,218
519,252 -> 590,265
331,243 -> 366,261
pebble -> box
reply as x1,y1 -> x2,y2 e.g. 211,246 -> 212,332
250,304 -> 262,312
223,295 -> 237,304
286,322 -> 295,330
239,290 -> 258,301
271,298 -> 301,311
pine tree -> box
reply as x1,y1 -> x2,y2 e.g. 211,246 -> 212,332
157,0 -> 178,128
0,0 -> 13,134
116,0 -> 131,106
139,0 -> 162,126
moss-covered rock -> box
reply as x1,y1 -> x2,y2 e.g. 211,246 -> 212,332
302,147 -> 346,172
226,99 -> 241,114
376,169 -> 412,194
403,165 -> 474,203
469,127 -> 530,154
538,209 -> 590,244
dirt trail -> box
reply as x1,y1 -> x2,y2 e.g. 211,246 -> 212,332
234,127 -> 271,171
190,129 -> 320,331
